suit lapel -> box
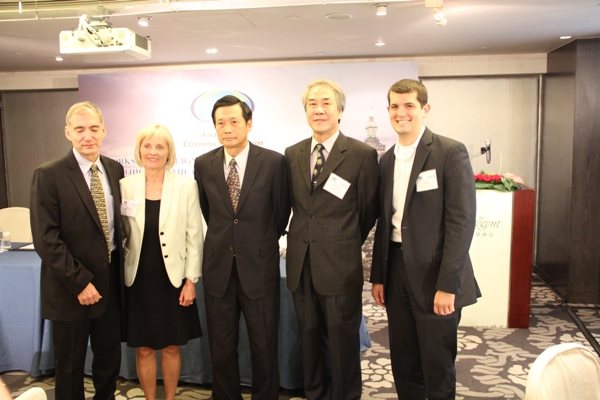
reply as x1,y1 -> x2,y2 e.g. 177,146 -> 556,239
101,155 -> 121,215
66,152 -> 103,232
236,144 -> 260,212
133,172 -> 146,236
159,170 -> 174,230
211,147 -> 235,215
313,132 -> 347,192
381,148 -> 395,230
404,128 -> 433,215
297,139 -> 312,192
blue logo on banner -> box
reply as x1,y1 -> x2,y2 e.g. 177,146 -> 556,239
191,90 -> 255,123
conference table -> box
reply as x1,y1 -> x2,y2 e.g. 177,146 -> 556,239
0,247 -> 371,390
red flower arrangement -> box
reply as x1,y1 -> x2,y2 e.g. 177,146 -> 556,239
474,171 -> 523,192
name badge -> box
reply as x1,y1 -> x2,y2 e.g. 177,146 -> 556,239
416,169 -> 438,192
323,173 -> 351,200
121,199 -> 138,217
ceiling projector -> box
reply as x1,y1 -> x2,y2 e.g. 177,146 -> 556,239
59,15 -> 151,62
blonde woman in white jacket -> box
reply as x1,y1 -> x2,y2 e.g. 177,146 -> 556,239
120,123 -> 203,400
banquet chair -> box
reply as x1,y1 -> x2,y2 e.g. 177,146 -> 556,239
524,342 -> 600,400
14,387 -> 46,400
0,207 -> 32,242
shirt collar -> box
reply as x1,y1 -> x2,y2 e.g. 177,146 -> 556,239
224,141 -> 250,168
394,126 -> 426,161
311,131 -> 339,154
72,148 -> 105,175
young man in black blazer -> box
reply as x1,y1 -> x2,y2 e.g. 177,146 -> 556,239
371,79 -> 481,400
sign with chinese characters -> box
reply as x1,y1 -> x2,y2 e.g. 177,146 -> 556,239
461,190 -> 513,327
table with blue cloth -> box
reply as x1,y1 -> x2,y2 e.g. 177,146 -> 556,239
0,250 -> 371,389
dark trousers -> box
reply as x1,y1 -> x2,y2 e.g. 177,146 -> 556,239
386,243 -> 461,400
52,257 -> 121,400
292,253 -> 362,400
204,261 -> 280,400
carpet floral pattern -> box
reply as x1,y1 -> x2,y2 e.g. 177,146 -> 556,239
3,276 -> 599,400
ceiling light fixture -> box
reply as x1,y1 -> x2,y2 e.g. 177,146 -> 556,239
138,16 -> 152,27
560,35 -> 572,40
375,41 -> 386,47
432,8 -> 447,27
206,48 -> 218,54
374,3 -> 389,16
55,56 -> 63,62
18,1 -> 22,13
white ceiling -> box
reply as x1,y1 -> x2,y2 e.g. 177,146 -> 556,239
0,0 -> 599,72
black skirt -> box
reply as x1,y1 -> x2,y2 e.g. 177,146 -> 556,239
126,199 -> 202,350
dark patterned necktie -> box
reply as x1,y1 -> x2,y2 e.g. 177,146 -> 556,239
90,163 -> 111,261
227,158 -> 241,212
312,143 -> 325,192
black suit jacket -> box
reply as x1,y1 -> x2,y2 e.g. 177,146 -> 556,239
30,150 -> 124,321
371,128 -> 480,310
285,132 -> 379,296
194,143 -> 291,300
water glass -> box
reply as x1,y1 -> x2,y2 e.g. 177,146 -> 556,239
2,231 -> 11,251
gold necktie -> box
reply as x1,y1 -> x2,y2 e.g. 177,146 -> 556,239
227,158 -> 241,212
90,164 -> 111,261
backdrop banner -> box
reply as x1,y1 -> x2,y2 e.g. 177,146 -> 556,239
78,61 -> 418,176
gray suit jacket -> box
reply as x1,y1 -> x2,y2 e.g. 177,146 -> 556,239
371,128 -> 480,310
194,143 -> 291,300
285,132 -> 379,296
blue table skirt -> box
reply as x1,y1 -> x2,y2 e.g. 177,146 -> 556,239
1,251 -> 370,390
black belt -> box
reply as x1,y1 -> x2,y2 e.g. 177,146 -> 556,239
391,241 -> 402,249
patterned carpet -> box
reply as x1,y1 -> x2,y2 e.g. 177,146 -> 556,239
3,275 -> 600,400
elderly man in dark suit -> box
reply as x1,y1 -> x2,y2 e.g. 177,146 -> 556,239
194,95 -> 291,399
285,79 -> 379,399
30,101 -> 124,400
371,79 -> 481,400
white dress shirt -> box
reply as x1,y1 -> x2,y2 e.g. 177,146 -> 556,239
391,126 -> 426,243
223,142 -> 250,186
72,148 -> 116,251
310,131 -> 339,175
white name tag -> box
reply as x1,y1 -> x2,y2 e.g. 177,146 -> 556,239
416,169 -> 438,192
121,199 -> 138,217
323,173 -> 351,200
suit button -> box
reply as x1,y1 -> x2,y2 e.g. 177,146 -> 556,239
162,243 -> 166,247
303,239 -> 308,243
164,255 -> 168,258
229,245 -> 234,250
310,215 -> 316,219
234,219 -> 239,224
160,232 -> 164,235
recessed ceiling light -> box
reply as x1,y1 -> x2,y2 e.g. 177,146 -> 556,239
286,15 -> 300,19
375,41 -> 386,47
560,35 -> 572,40
55,56 -> 63,62
314,52 -> 326,56
374,3 -> 389,16
325,13 -> 353,20
206,48 -> 218,54
138,16 -> 152,27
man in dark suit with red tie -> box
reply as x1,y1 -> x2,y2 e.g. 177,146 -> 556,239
30,101 -> 124,400
285,79 -> 379,399
194,95 -> 291,399
371,79 -> 480,400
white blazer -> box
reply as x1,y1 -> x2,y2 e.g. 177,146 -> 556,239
120,169 -> 203,288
